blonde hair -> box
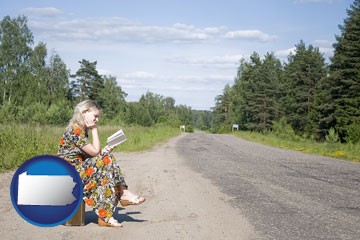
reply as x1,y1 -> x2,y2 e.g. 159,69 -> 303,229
67,100 -> 100,131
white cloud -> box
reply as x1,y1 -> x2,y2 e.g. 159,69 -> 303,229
27,16 -> 223,43
313,40 -> 334,56
26,11 -> 276,45
19,7 -> 281,110
204,27 -> 224,34
122,73 -> 229,109
274,46 -> 333,59
19,7 -> 62,17
313,39 -> 333,47
224,30 -> 277,42
168,54 -> 243,68
274,47 -> 296,58
97,68 -> 114,76
120,71 -> 233,90
111,69 -> 226,109
123,71 -> 157,79
319,47 -> 334,55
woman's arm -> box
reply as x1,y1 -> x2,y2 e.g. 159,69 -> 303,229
82,127 -> 101,156
81,111 -> 101,156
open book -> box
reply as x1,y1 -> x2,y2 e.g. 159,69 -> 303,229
107,129 -> 127,148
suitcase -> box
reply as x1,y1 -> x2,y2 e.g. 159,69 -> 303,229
63,201 -> 85,226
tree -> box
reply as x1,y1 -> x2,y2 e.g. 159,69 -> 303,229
193,110 -> 213,130
15,41 -> 48,107
71,59 -> 104,103
227,52 -> 283,132
28,42 -> 47,105
230,53 -> 270,131
212,84 -> 232,130
283,41 -> 327,136
176,104 -> 193,126
100,75 -> 127,120
318,0 -> 360,140
46,53 -> 71,104
0,15 -> 33,105
139,91 -> 165,124
124,101 -> 153,126
161,96 -> 179,126
251,53 -> 283,131
0,16 -> 73,124
163,97 -> 176,111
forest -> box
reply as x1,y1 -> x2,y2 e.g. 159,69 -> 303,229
212,0 -> 360,143
0,0 -> 359,144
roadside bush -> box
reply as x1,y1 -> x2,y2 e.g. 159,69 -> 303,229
272,117 -> 300,141
325,127 -> 339,144
45,102 -> 72,125
345,121 -> 360,144
0,124 -> 60,172
214,124 -> 232,133
0,102 -> 17,122
185,125 -> 194,133
16,102 -> 48,124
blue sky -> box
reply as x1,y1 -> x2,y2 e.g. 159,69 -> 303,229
0,0 -> 353,110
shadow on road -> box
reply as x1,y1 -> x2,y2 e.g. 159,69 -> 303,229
85,207 -> 147,225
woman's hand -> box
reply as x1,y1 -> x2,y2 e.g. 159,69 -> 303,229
84,111 -> 97,129
101,145 -> 114,154
80,108 -> 101,157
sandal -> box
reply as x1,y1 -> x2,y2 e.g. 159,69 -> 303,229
98,217 -> 123,227
120,195 -> 146,207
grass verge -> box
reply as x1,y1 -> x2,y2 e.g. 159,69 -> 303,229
0,124 -> 180,172
233,131 -> 360,163
98,125 -> 180,152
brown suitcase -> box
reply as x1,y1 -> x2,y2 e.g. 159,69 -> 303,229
63,201 -> 85,226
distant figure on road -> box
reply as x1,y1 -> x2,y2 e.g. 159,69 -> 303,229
58,100 -> 145,227
180,125 -> 186,132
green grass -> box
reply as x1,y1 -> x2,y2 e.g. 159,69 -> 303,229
98,125 -> 180,152
233,131 -> 360,163
0,124 -> 180,172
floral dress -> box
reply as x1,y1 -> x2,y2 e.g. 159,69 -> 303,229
57,125 -> 127,222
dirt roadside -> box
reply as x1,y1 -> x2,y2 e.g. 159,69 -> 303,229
0,134 -> 258,240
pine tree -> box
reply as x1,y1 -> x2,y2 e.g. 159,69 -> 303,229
255,53 -> 283,130
228,52 -> 283,131
71,59 -> 104,104
231,53 -> 262,130
320,0 -> 360,140
283,41 -> 327,136
212,84 -> 232,129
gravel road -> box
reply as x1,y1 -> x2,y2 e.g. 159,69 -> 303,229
2,132 -> 359,240
176,132 -> 360,240
0,133 -> 257,240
